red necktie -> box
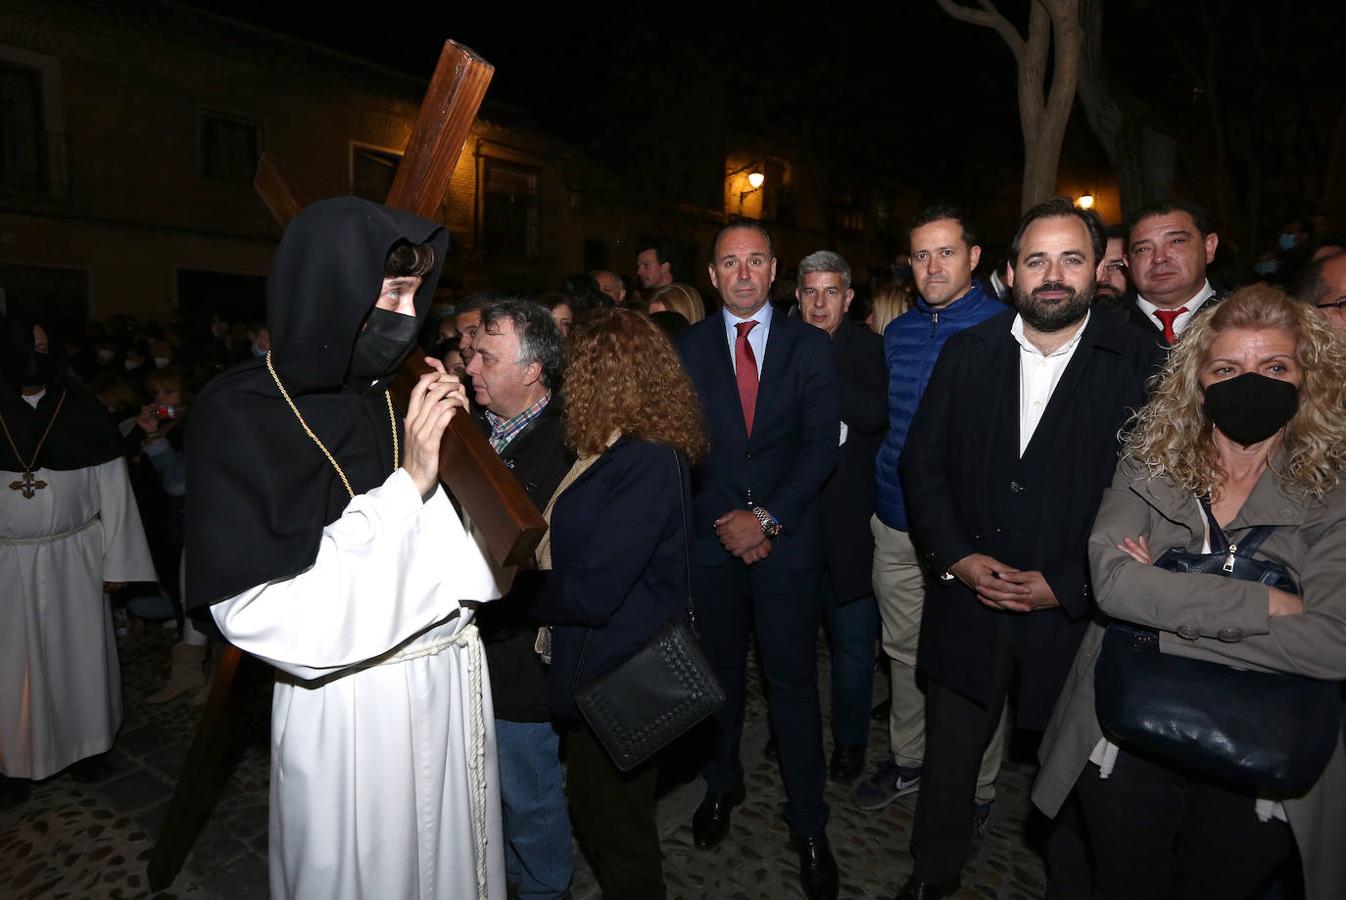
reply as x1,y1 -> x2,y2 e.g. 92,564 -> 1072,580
734,320 -> 759,435
1153,306 -> 1188,344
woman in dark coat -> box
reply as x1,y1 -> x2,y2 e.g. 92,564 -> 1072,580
533,308 -> 707,899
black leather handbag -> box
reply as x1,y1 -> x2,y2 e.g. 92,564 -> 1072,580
573,451 -> 725,772
1095,501 -> 1343,794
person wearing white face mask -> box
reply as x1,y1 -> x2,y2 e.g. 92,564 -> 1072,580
246,321 -> 271,358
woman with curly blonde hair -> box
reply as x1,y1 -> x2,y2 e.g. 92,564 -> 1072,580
533,308 -> 705,899
1034,285 -> 1346,900
647,282 -> 706,325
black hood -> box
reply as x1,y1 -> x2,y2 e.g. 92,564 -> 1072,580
268,196 -> 447,393
0,317 -> 121,472
186,198 -> 449,609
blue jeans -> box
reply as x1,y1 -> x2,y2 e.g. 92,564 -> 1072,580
495,719 -> 574,900
821,580 -> 879,749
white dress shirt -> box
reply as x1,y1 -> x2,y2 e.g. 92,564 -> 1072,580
1136,279 -> 1216,337
722,300 -> 773,375
1010,311 -> 1090,457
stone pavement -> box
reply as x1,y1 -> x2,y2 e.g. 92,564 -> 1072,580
1,627 -> 1049,900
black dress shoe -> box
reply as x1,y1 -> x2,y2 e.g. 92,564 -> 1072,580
691,782 -> 745,850
794,833 -> 839,900
828,744 -> 865,783
895,874 -> 960,900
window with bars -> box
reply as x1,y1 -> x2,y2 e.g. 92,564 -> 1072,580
351,145 -> 401,202
482,159 -> 541,259
0,63 -> 45,192
200,111 -> 261,184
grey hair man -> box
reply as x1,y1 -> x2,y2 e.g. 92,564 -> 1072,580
797,251 -> 854,337
467,300 -> 564,422
797,249 -> 885,786
590,270 -> 627,305
466,297 -> 577,899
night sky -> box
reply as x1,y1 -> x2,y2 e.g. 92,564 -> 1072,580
176,0 -> 1346,255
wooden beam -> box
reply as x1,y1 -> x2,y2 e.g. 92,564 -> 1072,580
390,350 -> 546,567
146,646 -> 254,891
252,153 -> 307,228
385,41 -> 494,218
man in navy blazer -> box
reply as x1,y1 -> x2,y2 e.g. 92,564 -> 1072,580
675,220 -> 841,900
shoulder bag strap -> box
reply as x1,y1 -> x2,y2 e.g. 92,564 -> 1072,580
672,448 -> 699,635
1197,496 -> 1278,559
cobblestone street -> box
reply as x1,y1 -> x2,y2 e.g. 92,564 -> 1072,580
1,628 -> 1048,900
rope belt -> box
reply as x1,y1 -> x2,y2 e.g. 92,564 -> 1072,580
374,622 -> 489,898
0,513 -> 99,545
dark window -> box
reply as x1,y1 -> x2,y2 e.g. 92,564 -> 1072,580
482,160 -> 540,259
0,63 -> 45,192
200,111 -> 261,184
177,269 -> 266,334
829,182 -> 867,239
583,239 -> 606,272
0,264 -> 89,335
351,145 -> 401,202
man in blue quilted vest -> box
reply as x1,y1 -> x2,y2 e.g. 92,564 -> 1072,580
854,205 -> 1007,826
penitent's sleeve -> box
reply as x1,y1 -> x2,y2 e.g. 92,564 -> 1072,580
211,467 -> 500,680
94,456 -> 158,584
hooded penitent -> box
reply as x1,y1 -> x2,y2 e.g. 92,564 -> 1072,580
185,197 -> 448,609
0,318 -> 122,474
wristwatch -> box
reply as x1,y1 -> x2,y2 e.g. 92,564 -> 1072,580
752,506 -> 782,539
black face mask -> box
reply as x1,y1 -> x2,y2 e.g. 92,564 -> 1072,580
349,307 -> 420,379
16,351 -> 54,389
1202,372 -> 1299,446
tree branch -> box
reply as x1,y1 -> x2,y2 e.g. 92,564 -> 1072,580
935,0 -> 1026,62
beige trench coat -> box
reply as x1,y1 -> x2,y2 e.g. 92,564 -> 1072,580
1033,454 -> 1346,900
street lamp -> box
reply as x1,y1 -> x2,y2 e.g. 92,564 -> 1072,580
739,171 -> 766,214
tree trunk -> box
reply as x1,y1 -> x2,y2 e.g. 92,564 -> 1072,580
936,0 -> 1084,213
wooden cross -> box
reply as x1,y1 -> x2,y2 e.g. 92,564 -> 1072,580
8,471 -> 47,497
148,40 -> 544,891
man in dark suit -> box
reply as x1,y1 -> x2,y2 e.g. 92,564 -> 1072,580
675,221 -> 841,900
895,199 -> 1161,899
796,249 -> 887,783
1108,201 -> 1221,346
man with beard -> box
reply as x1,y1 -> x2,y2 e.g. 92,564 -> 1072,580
1093,225 -> 1132,316
894,198 -> 1159,899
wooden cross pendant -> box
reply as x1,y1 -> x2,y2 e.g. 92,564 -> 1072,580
8,470 -> 47,498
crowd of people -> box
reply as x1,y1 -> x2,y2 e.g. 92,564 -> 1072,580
3,192 -> 1346,900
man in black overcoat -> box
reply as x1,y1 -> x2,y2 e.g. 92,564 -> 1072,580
796,250 -> 887,782
895,199 -> 1161,899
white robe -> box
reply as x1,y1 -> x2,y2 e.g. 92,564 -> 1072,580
0,457 -> 156,779
211,467 -> 505,900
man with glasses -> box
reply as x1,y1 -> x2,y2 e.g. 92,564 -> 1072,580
1295,251 -> 1346,335
1094,226 -> 1131,309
